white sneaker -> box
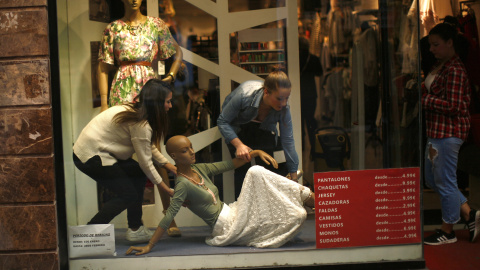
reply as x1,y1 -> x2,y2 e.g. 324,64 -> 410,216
126,225 -> 154,242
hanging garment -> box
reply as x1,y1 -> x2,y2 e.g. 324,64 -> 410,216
359,27 -> 379,87
327,8 -> 347,55
400,0 -> 419,74
321,38 -> 332,71
459,13 -> 480,89
310,12 -> 323,57
419,0 -> 453,36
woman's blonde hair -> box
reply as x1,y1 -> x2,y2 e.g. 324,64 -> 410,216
264,68 -> 291,93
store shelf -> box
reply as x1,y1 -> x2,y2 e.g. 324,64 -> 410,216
239,49 -> 284,53
236,28 -> 286,76
239,61 -> 285,65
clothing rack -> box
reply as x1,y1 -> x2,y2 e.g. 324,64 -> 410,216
352,9 -> 379,17
331,54 -> 349,68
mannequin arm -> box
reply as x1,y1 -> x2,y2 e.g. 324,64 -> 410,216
97,62 -> 115,111
162,42 -> 183,83
232,150 -> 278,169
126,226 -> 166,255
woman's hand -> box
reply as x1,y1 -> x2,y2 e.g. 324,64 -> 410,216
251,150 -> 278,169
164,163 -> 177,175
157,183 -> 174,197
235,143 -> 253,161
287,171 -> 298,182
126,243 -> 153,256
161,75 -> 174,83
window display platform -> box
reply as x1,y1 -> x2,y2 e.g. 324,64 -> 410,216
69,216 -> 424,269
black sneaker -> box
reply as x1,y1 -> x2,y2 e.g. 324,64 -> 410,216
424,229 -> 457,245
465,209 -> 480,242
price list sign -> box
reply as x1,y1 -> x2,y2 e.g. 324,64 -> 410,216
314,168 -> 421,249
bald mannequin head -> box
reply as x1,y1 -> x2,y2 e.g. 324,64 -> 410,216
166,135 -> 193,161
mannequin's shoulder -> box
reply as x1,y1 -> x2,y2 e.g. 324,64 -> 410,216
148,16 -> 168,27
102,19 -> 124,33
108,19 -> 125,27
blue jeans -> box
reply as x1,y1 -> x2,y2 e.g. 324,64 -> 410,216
424,137 -> 466,224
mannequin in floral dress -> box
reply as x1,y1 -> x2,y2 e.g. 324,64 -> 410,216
97,0 -> 183,239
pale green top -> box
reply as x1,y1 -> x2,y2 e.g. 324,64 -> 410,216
159,161 -> 235,230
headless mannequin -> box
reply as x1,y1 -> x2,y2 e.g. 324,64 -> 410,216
97,0 -> 183,236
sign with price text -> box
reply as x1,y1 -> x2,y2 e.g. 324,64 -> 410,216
314,167 -> 421,249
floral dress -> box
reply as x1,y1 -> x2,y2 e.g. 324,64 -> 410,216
98,16 -> 176,106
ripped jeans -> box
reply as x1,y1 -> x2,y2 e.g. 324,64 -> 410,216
424,137 -> 466,224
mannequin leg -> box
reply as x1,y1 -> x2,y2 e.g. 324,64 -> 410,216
156,165 -> 181,237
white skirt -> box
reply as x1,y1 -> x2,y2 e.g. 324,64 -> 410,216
206,165 -> 310,248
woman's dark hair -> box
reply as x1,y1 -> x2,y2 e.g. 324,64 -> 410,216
113,79 -> 173,148
264,69 -> 291,93
429,22 -> 458,49
429,20 -> 469,61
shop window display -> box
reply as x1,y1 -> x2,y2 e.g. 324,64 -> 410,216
59,0 -> 428,268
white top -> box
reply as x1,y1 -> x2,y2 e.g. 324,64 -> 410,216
425,72 -> 436,92
73,105 -> 168,184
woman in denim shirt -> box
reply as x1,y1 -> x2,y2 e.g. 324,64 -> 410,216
217,70 -> 299,198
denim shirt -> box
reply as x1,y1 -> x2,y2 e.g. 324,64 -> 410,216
217,80 -> 299,173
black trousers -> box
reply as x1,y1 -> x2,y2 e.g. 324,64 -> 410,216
228,122 -> 287,199
301,96 -> 318,157
73,153 -> 147,228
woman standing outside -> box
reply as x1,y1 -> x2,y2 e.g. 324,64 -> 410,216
73,79 -> 176,242
217,70 -> 300,199
422,23 -> 480,245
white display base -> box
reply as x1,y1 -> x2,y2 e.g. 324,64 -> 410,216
69,244 -> 422,269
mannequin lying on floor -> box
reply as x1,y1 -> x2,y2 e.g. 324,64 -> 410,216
127,135 -> 315,255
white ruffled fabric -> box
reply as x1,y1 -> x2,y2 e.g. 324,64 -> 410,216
206,166 -> 310,248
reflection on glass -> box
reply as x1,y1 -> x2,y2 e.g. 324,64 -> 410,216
167,66 -> 220,138
297,0 -> 420,185
161,0 -> 218,63
231,20 -> 287,77
379,0 -> 420,169
229,0 -> 285,12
